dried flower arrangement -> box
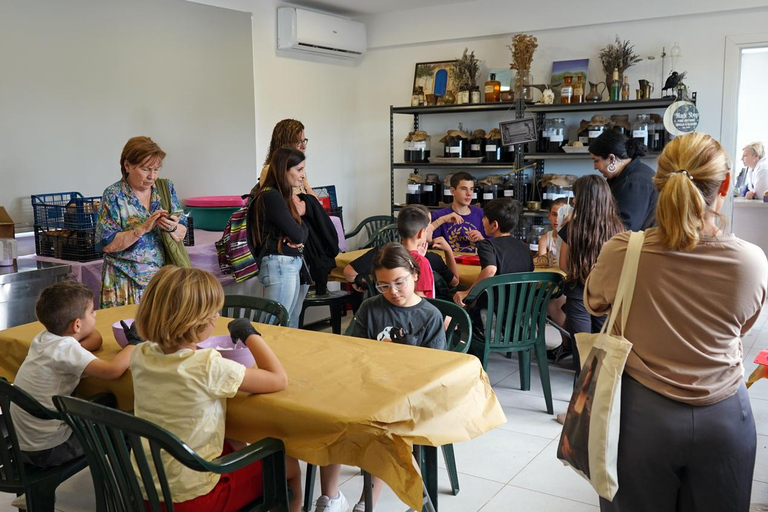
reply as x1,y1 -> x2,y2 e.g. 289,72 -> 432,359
508,33 -> 538,71
599,35 -> 643,77
452,48 -> 480,89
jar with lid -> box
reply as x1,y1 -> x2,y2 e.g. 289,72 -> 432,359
573,75 -> 585,103
403,132 -> 414,162
470,86 -> 482,104
632,114 -> 651,148
411,130 -> 431,163
502,143 -> 516,162
650,114 -> 664,151
528,224 -> 546,253
537,119 -> 551,153
457,86 -> 470,105
611,114 -> 630,136
445,135 -> 466,158
577,120 -> 590,146
471,190 -> 478,205
560,76 -> 574,104
548,118 -> 567,152
485,129 -> 503,162
422,174 -> 440,206
481,183 -> 499,207
406,182 -> 423,205
468,130 -> 486,158
503,176 -> 515,199
443,181 -> 453,204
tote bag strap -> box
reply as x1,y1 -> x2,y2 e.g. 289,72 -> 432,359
601,230 -> 646,336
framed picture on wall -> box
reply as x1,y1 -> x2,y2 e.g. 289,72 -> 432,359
551,58 -> 589,94
413,60 -> 458,97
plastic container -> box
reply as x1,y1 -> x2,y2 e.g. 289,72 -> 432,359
197,335 -> 255,367
31,192 -> 101,262
112,319 -> 134,348
185,196 -> 246,231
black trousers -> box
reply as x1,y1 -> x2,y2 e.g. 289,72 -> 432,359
601,376 -> 755,512
563,296 -> 605,376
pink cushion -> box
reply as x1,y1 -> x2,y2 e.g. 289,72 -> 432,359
185,196 -> 246,207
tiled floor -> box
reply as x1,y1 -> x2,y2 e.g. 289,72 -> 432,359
4,312 -> 768,511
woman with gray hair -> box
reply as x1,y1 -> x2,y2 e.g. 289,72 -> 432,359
743,141 -> 767,199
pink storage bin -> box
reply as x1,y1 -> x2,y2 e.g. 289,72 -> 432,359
184,196 -> 246,208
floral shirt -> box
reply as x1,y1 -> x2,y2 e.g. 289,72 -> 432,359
96,178 -> 184,291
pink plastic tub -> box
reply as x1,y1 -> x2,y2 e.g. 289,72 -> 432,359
185,196 -> 246,207
112,319 -> 135,348
197,335 -> 255,368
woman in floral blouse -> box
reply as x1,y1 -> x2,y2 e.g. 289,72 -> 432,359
95,136 -> 186,308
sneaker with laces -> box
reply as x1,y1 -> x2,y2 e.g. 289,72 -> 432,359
11,494 -> 27,510
353,501 -> 374,512
313,493 -> 350,512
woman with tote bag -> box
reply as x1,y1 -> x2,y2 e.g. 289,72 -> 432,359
584,132 -> 768,511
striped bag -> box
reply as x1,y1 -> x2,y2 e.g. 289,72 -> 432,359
215,196 -> 262,282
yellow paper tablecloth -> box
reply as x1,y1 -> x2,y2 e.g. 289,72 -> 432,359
332,248 -> 564,291
0,305 -> 506,509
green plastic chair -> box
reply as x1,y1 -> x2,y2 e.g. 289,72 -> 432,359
53,395 -> 290,512
464,272 -> 564,414
344,215 -> 394,250
367,223 -> 400,248
222,294 -> 289,326
0,378 -> 89,512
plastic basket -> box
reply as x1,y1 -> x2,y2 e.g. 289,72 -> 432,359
183,216 -> 195,246
31,192 -> 101,262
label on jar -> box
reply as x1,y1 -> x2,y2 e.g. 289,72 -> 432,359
486,144 -> 497,151
413,141 -> 426,150
423,185 -> 434,191
470,144 -> 481,151
485,85 -> 494,94
449,146 -> 461,154
483,193 -> 494,200
504,189 -> 514,197
444,189 -> 453,196
579,136 -> 589,144
529,243 -> 538,251
472,193 -> 478,199
589,130 -> 603,138
550,134 -> 564,142
407,184 -> 420,193
633,129 -> 648,144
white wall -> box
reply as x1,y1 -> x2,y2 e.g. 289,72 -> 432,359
350,6 -> 768,221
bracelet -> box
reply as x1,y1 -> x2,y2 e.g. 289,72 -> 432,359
133,229 -> 141,239
168,225 -> 178,233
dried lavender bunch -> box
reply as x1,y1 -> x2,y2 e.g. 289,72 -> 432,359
452,48 -> 480,89
599,35 -> 643,75
508,33 -> 538,71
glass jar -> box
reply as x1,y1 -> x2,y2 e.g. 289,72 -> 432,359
577,124 -> 590,146
445,136 -> 465,158
548,118 -> 567,152
515,69 -> 534,102
443,182 -> 453,204
423,174 -> 440,206
470,86 -> 481,104
481,184 -> 499,207
537,119 -> 551,153
588,123 -> 606,146
471,190 -> 478,205
632,114 -> 651,148
406,182 -> 422,205
560,75 -> 573,104
411,135 -> 431,163
485,139 -> 502,162
611,115 -> 630,136
528,224 -> 546,253
503,177 -> 515,199
468,134 -> 485,158
457,86 -> 470,105
573,75 -> 585,103
502,143 -> 516,162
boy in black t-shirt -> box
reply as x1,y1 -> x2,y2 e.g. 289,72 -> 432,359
453,198 -> 532,307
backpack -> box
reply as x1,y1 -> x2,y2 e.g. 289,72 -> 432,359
215,196 -> 262,282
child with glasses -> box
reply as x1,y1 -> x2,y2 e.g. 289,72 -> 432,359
312,243 -> 446,512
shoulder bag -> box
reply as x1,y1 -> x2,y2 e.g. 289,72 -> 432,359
156,178 -> 192,268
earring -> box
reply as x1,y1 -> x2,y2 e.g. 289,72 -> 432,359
607,161 -> 616,174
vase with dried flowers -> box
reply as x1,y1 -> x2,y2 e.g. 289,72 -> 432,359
508,33 -> 538,102
599,35 -> 643,91
452,48 -> 480,104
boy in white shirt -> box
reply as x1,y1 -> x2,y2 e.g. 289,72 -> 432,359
11,280 -> 136,468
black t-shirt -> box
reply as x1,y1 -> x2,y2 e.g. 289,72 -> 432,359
607,158 -> 657,231
476,236 -> 533,274
559,225 -> 584,299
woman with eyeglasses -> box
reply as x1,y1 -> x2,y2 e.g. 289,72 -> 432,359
312,242 -> 445,512
96,136 -> 186,308
258,119 -> 318,198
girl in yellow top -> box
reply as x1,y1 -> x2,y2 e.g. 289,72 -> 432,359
131,266 -> 302,512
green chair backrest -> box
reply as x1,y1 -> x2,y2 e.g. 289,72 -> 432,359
222,295 -> 289,326
425,298 -> 472,353
53,395 -> 289,512
464,272 -> 564,351
368,223 -> 400,248
344,215 -> 395,249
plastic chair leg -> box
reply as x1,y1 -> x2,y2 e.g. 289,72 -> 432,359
26,485 -> 56,512
363,471 -> 373,512
441,444 -> 460,496
518,349 -> 531,391
303,463 -> 318,512
534,342 -> 554,414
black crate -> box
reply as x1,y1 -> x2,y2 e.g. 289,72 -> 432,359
34,226 -> 101,262
31,192 -> 101,262
183,216 -> 195,246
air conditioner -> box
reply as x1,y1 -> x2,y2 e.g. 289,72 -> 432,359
277,7 -> 366,59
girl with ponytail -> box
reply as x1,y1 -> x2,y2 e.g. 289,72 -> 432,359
583,132 -> 768,511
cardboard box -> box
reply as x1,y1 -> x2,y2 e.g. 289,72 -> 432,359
0,207 -> 15,238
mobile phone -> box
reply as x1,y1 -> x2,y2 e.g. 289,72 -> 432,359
168,209 -> 184,219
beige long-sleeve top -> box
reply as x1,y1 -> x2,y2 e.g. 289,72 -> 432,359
585,228 -> 768,406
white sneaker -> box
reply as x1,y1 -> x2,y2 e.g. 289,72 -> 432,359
353,501 -> 374,512
313,493 -> 350,512
11,494 -> 27,510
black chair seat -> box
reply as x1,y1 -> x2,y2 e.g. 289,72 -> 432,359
299,290 -> 352,335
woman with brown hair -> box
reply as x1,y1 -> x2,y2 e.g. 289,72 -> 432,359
559,175 -> 625,375
585,133 -> 767,511
258,119 -> 318,198
96,136 -> 186,308
250,146 -> 309,327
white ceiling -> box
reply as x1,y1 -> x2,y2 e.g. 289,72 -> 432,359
287,0 -> 474,17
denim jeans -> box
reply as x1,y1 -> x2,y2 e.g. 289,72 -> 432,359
258,254 -> 308,328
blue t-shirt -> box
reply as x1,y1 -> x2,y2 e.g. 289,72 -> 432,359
430,206 -> 486,254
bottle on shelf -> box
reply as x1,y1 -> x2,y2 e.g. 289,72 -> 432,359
610,68 -> 621,102
417,86 -> 425,107
411,89 -> 420,107
621,75 -> 630,101
632,114 -> 650,148
458,86 -> 470,105
573,75 -> 585,104
485,73 -> 501,103
560,75 -> 574,104
470,86 -> 482,104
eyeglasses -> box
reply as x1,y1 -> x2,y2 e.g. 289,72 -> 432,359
375,274 -> 412,293
297,138 -> 309,147
138,166 -> 161,175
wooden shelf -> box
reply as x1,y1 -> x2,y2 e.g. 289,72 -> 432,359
391,98 -> 674,116
393,162 -> 517,170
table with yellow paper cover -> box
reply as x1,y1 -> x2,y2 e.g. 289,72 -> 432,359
332,248 -> 564,291
0,304 -> 505,510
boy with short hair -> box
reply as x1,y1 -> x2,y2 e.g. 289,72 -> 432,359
397,205 -> 435,298
11,281 -> 136,469
430,172 -> 487,254
453,198 -> 533,307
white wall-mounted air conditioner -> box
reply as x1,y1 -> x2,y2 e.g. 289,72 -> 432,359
277,7 -> 366,59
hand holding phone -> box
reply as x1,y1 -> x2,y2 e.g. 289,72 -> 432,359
168,209 -> 184,219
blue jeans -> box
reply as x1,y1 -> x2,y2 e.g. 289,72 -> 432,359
258,254 -> 308,328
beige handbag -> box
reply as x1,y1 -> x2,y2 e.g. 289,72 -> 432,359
556,230 -> 645,501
